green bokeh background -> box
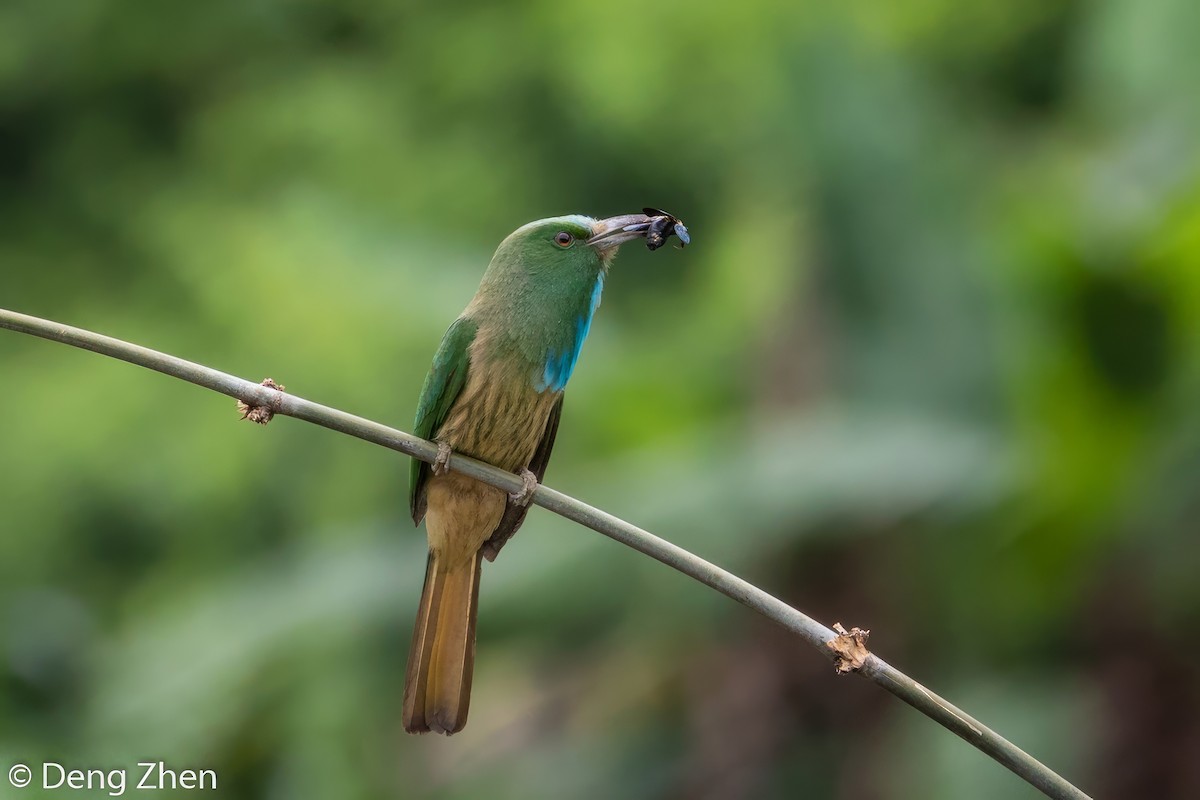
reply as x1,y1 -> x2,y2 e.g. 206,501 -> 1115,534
2,1 -> 1199,798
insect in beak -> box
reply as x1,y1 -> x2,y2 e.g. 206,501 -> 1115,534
641,207 -> 690,250
587,209 -> 691,250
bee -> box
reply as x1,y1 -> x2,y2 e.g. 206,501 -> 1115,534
642,207 -> 690,251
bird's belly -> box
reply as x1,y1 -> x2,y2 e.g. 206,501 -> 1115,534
425,472 -> 506,566
436,372 -> 559,473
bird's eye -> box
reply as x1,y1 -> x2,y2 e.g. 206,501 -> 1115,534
554,231 -> 574,247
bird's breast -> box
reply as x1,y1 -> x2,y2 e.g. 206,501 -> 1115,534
435,349 -> 559,473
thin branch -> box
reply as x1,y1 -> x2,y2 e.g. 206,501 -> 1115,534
0,307 -> 1091,800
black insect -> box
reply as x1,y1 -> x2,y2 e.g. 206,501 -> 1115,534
642,207 -> 690,251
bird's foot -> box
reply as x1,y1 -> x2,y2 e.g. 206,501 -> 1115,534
432,442 -> 453,476
509,468 -> 538,506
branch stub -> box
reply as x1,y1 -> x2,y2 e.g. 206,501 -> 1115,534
828,622 -> 871,674
237,378 -> 286,425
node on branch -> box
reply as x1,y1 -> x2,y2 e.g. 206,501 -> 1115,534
828,622 -> 871,674
237,378 -> 286,425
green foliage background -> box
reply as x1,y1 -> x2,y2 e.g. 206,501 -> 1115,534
2,1 -> 1199,797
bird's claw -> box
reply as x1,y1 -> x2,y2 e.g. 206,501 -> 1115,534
509,468 -> 538,506
432,442 -> 452,476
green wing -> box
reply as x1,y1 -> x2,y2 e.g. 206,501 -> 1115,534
409,316 -> 478,524
481,393 -> 563,561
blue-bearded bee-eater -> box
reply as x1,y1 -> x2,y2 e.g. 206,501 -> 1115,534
404,211 -> 685,734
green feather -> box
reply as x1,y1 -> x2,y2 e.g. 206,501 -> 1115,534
409,316 -> 478,523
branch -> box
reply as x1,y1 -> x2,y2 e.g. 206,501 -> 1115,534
0,308 -> 1091,800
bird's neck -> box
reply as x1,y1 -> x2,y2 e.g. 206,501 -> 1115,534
466,257 -> 609,393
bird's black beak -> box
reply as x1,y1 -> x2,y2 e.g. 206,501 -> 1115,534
586,213 -> 654,249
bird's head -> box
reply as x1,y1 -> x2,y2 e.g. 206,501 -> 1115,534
494,212 -> 665,277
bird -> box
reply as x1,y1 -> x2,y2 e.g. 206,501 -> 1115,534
404,211 -> 669,735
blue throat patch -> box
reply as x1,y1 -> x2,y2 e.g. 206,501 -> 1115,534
537,272 -> 605,393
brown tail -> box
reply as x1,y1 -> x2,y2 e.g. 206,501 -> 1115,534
402,550 -> 482,735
